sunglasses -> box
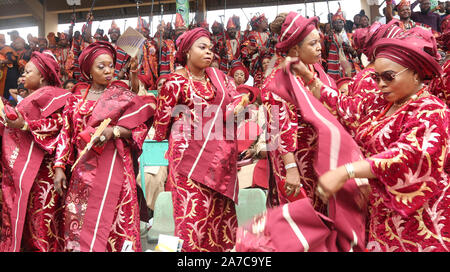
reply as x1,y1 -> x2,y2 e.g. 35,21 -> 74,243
370,67 -> 409,84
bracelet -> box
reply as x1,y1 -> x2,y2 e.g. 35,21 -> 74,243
53,164 -> 66,171
306,76 -> 316,86
284,163 -> 297,170
344,163 -> 356,179
21,121 -> 29,131
113,126 -> 121,139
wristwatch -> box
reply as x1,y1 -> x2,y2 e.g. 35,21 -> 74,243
113,126 -> 121,139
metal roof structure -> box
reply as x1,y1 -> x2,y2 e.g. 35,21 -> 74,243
0,0 -> 345,30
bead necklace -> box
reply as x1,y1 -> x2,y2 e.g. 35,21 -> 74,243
361,86 -> 427,138
185,66 -> 215,100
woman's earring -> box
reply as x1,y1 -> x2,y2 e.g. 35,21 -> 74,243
187,53 -> 190,60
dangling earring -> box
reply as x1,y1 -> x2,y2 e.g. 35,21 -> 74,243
187,53 -> 191,60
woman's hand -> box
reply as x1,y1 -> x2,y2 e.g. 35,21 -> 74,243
92,126 -> 114,147
129,56 -> 139,71
281,57 -> 314,82
4,110 -> 25,129
316,166 -> 348,203
285,167 -> 302,197
53,167 -> 67,197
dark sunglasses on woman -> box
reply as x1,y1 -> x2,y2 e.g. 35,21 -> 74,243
370,67 -> 408,84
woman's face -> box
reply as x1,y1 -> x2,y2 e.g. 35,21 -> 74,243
187,36 -> 213,69
89,54 -> 114,87
374,57 -> 419,104
64,82 -> 75,90
298,29 -> 322,65
262,58 -> 270,72
233,69 -> 246,86
360,16 -> 369,28
22,61 -> 43,90
157,78 -> 167,91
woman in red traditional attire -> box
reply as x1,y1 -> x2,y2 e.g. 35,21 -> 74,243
261,12 -> 336,211
52,41 -> 154,252
0,50 -> 72,252
229,61 -> 249,87
295,27 -> 450,252
153,28 -> 247,252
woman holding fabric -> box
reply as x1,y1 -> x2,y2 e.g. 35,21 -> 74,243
0,51 -> 71,252
52,41 -> 154,252
153,27 -> 247,252
294,27 -> 450,252
261,12 -> 337,211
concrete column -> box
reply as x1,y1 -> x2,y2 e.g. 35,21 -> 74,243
44,12 -> 59,36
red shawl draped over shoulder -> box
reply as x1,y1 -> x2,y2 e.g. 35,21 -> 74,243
0,86 -> 71,252
175,67 -> 240,203
236,65 -> 368,252
73,81 -> 154,252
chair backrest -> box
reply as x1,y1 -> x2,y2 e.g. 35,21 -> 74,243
235,188 -> 267,226
139,140 -> 169,198
147,191 -> 175,242
140,140 -> 169,167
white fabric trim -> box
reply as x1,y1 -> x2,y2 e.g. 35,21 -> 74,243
293,78 -> 340,169
187,69 -> 226,179
282,204 -> 309,252
118,103 -> 151,122
280,13 -> 302,42
13,141 -> 35,252
89,148 -> 118,252
41,92 -> 71,113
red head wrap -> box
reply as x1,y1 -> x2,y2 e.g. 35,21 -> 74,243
374,27 -> 442,80
109,20 -> 121,34
175,27 -> 211,66
397,0 -> 411,9
77,41 -> 116,81
227,17 -> 237,30
30,50 -> 62,87
353,19 -> 404,61
236,84 -> 259,104
250,14 -> 267,29
332,6 -> 345,22
229,61 -> 249,83
275,12 -> 318,54
175,13 -> 187,30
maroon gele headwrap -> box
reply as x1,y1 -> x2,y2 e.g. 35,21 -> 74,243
175,27 -> 211,66
30,50 -> 62,87
229,61 -> 249,83
77,41 -> 116,81
275,12 -> 318,54
236,84 -> 259,104
374,27 -> 442,80
353,19 -> 404,61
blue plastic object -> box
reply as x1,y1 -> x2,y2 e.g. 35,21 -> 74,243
139,140 -> 169,198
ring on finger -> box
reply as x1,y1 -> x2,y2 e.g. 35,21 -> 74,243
100,135 -> 106,142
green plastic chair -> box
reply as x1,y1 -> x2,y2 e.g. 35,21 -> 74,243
147,191 -> 175,243
235,188 -> 267,226
139,140 -> 169,198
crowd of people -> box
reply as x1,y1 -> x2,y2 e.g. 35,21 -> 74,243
0,0 -> 449,252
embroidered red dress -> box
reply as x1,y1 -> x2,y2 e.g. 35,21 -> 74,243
320,84 -> 450,252
54,82 -> 153,252
153,68 -> 242,252
0,87 -> 71,252
261,63 -> 335,213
